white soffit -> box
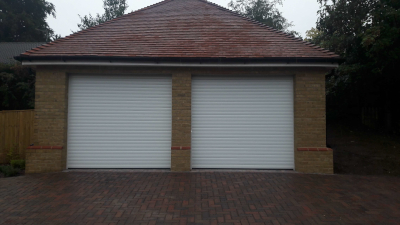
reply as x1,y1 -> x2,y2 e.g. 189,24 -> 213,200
22,61 -> 339,68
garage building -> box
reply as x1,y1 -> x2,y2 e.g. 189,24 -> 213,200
16,0 -> 339,174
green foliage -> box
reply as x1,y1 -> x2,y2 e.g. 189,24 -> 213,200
0,0 -> 58,42
51,34 -> 62,41
304,27 -> 325,47
0,165 -> 21,177
228,0 -> 301,38
6,146 -> 20,163
10,160 -> 25,170
314,0 -> 400,131
0,64 -> 35,111
78,0 -> 128,30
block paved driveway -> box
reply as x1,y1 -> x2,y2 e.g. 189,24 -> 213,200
0,171 -> 399,225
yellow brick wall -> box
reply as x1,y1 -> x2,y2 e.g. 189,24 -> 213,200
27,67 -> 68,173
25,149 -> 62,173
296,151 -> 334,174
294,71 -> 333,174
171,73 -> 192,171
294,71 -> 326,147
34,68 -> 68,146
28,66 -> 333,174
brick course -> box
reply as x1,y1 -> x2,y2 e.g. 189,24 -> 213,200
28,66 -> 333,174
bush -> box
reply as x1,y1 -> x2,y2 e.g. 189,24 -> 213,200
6,147 -> 20,163
0,165 -> 21,177
10,160 -> 25,170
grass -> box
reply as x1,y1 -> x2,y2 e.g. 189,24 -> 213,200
328,121 -> 400,176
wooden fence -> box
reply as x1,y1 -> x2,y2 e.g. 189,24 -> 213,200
0,110 -> 34,164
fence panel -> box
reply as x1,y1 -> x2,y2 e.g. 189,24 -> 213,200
0,110 -> 34,163
0,112 -> 4,163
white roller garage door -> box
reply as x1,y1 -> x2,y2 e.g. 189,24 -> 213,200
67,74 -> 171,168
192,76 -> 294,169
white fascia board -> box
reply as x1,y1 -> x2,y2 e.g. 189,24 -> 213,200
22,60 -> 339,68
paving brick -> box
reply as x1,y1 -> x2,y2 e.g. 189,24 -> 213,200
1,171 -> 399,224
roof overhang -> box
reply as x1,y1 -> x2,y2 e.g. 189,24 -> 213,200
15,56 -> 342,68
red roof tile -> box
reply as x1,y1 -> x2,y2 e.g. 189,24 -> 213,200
20,0 -> 339,59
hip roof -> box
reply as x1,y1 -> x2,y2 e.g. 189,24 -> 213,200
18,0 -> 339,61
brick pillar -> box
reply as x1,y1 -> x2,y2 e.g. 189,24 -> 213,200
26,66 -> 68,174
294,71 -> 333,174
171,72 -> 192,171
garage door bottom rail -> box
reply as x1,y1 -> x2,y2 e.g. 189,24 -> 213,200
63,169 -> 296,173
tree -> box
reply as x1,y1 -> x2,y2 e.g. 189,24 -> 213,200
78,0 -> 128,30
0,64 -> 35,110
0,0 -> 57,42
51,34 -> 62,42
304,27 -> 324,46
315,0 -> 400,131
228,0 -> 301,37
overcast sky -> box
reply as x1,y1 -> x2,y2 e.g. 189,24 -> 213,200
46,0 -> 321,38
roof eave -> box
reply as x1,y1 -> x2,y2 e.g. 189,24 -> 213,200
15,55 -> 344,64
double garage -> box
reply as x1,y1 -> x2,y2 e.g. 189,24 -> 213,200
67,74 -> 294,170
18,0 -> 336,174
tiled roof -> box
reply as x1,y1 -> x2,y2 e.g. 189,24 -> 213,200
0,42 -> 45,64
19,0 -> 339,60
